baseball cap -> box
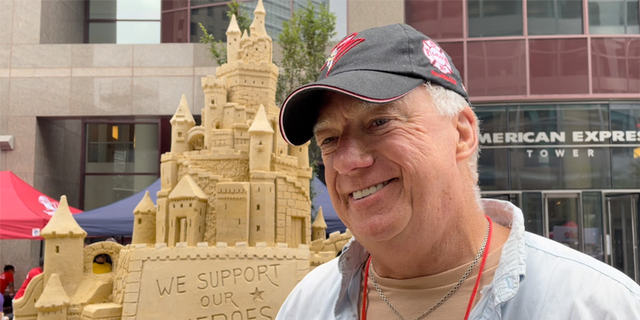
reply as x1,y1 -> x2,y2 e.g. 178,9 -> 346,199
278,23 -> 468,146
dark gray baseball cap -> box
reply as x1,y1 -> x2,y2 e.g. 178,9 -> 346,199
278,23 -> 469,146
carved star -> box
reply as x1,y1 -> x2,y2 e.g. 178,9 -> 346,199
250,287 -> 264,301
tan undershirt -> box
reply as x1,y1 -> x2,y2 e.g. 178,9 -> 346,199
359,241 -> 504,320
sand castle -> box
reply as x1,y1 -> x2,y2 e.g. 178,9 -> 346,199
12,1 -> 352,319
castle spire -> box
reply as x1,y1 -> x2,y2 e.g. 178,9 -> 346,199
250,0 -> 268,37
41,196 -> 86,238
227,14 -> 241,34
170,94 -> 196,126
35,273 -> 70,312
248,105 -> 274,134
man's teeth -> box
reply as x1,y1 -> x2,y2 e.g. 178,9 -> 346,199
352,182 -> 387,200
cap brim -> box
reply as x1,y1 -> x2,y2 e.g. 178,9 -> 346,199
279,70 -> 424,145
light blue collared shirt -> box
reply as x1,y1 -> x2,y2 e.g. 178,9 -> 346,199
277,199 -> 640,319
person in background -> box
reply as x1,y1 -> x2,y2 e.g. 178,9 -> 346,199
13,258 -> 43,301
92,254 -> 112,274
0,265 -> 14,316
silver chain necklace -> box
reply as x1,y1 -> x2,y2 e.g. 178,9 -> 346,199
369,220 -> 490,320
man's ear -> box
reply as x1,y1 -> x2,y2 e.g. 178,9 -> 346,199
456,106 -> 478,162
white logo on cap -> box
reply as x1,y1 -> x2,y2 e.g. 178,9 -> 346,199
422,40 -> 452,74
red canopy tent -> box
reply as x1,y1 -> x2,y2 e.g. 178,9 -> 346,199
0,171 -> 82,239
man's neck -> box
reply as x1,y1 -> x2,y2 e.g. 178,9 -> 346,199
365,211 -> 490,279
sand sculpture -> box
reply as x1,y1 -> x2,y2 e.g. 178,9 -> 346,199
12,2 -> 352,319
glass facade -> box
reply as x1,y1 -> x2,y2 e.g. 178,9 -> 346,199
161,0 -> 330,43
87,0 -> 161,44
478,103 -> 640,191
83,122 -> 160,210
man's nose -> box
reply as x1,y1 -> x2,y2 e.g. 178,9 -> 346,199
332,137 -> 373,175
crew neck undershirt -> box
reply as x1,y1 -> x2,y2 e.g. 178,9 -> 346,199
359,241 -> 505,320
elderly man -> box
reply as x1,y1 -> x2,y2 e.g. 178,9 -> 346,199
276,24 -> 640,320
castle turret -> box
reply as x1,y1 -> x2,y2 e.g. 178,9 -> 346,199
250,0 -> 267,37
167,175 -> 208,247
170,94 -> 196,154
132,191 -> 156,245
312,207 -> 327,241
41,196 -> 86,298
35,273 -> 69,320
248,105 -> 274,172
202,76 -> 228,150
226,15 -> 241,64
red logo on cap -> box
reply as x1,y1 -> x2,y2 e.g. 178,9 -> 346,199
321,33 -> 364,75
422,40 -> 452,74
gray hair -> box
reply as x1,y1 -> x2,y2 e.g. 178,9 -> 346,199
422,83 -> 482,204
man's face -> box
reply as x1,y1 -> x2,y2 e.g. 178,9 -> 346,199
314,87 -> 462,245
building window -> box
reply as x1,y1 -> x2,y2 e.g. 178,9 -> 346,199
588,0 -> 640,34
405,0 -> 464,39
468,0 -> 523,37
87,0 -> 161,44
527,0 -> 583,35
83,122 -> 160,210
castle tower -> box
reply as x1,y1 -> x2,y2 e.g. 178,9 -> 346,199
249,0 -> 267,37
35,273 -> 69,320
132,191 -> 157,245
167,175 -> 208,247
226,15 -> 241,64
248,105 -> 274,172
289,141 -> 312,193
201,76 -> 228,149
312,207 -> 327,241
170,94 -> 196,154
41,196 -> 86,298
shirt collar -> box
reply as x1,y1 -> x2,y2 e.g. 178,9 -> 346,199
335,199 -> 528,313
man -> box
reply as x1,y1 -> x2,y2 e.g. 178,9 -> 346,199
0,265 -> 15,298
13,258 -> 43,301
276,24 -> 640,319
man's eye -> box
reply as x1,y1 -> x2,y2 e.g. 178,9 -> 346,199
321,137 -> 337,146
372,118 -> 389,127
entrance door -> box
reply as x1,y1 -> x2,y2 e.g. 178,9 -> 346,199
543,193 -> 582,251
605,194 -> 639,282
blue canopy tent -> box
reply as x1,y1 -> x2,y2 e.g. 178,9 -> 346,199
75,179 -> 161,236
74,177 -> 347,237
312,176 -> 347,235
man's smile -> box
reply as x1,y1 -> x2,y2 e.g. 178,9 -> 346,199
351,179 -> 394,200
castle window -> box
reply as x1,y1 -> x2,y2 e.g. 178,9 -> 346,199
259,141 -> 262,145
138,218 -> 141,225
257,204 -> 260,210
173,204 -> 175,208
56,246 -> 59,253
238,219 -> 241,225
180,203 -> 183,208
178,131 -> 183,138
211,99 -> 215,105
189,203 -> 192,207
257,225 -> 260,231
258,187 -> 261,192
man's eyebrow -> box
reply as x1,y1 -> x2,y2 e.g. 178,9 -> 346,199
312,98 -> 402,136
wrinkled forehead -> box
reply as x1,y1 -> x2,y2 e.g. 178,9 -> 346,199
313,91 -> 388,134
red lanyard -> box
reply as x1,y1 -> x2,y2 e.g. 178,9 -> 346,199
361,216 -> 493,320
